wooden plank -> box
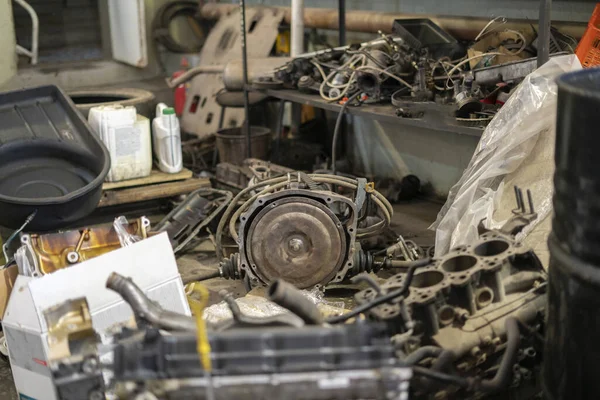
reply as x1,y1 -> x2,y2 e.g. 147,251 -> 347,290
99,178 -> 211,207
102,168 -> 193,190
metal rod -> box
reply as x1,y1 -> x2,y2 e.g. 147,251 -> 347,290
240,0 -> 252,158
537,0 -> 552,67
338,0 -> 346,46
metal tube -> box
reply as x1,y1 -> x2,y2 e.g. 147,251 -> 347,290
291,0 -> 305,56
537,0 -> 552,67
106,272 -> 197,331
239,0 -> 251,159
200,4 -> 586,41
15,0 -> 38,65
338,0 -> 346,46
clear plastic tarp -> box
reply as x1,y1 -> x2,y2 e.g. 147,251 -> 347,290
431,55 -> 581,262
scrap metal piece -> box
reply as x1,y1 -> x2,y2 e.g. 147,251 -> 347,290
216,158 -> 293,189
19,217 -> 150,276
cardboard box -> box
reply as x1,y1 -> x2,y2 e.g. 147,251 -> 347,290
2,233 -> 190,400
468,31 -> 528,69
0,265 -> 17,319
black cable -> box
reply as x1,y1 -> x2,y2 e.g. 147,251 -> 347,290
331,91 -> 361,175
325,257 -> 431,324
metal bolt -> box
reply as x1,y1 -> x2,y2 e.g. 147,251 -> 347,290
471,346 -> 482,357
66,252 -> 79,264
288,238 -> 304,252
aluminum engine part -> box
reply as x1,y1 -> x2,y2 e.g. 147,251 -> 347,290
215,158 -> 293,189
237,189 -> 359,289
16,217 -> 150,277
355,229 -> 546,360
48,287 -> 411,400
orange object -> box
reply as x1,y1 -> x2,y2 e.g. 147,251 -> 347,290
575,3 -> 600,67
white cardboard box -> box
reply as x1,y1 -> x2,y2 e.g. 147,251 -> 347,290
2,233 -> 190,400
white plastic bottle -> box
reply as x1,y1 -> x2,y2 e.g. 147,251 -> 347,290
88,105 -> 152,182
152,103 -> 183,174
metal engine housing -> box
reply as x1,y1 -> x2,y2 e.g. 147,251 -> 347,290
237,188 -> 359,289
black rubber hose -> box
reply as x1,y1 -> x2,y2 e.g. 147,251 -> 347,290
106,272 -> 196,332
479,317 -> 521,392
404,346 -> 443,365
326,257 -> 431,324
268,280 -> 323,325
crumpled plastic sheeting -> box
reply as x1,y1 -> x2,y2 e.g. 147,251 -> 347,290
431,55 -> 581,257
113,216 -> 142,247
203,287 -> 346,325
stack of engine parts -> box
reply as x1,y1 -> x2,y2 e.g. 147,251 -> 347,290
215,172 -> 395,289
48,275 -> 412,400
266,18 -> 576,128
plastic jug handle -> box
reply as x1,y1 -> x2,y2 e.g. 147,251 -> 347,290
156,103 -> 168,117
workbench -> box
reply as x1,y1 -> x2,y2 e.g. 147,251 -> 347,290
261,88 -> 485,137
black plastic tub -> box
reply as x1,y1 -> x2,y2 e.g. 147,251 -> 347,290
0,85 -> 110,230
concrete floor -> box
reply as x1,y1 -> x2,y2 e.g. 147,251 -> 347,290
0,198 -> 442,398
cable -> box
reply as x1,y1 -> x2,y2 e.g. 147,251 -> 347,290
445,52 -> 505,89
182,270 -> 221,285
331,91 -> 361,175
474,16 -> 507,42
325,257 -> 431,324
412,366 -> 472,389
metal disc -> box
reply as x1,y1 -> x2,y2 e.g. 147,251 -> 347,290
246,197 -> 346,289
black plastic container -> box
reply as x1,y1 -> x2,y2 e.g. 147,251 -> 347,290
0,85 -> 110,230
543,68 -> 600,399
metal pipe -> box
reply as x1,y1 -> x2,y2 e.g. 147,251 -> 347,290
200,4 -> 587,40
537,0 -> 552,67
291,0 -> 305,56
338,0 -> 346,46
479,318 -> 521,392
15,0 -> 38,65
239,0 -> 251,159
106,272 -> 196,332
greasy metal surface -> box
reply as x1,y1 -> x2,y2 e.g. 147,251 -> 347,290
237,188 -> 359,288
43,297 -> 95,361
22,217 -> 150,275
247,197 -> 345,289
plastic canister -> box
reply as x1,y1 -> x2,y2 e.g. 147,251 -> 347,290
152,103 -> 183,174
88,105 -> 152,182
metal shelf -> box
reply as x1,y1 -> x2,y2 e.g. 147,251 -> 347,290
261,89 -> 485,137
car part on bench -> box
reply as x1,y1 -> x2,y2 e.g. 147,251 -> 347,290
215,158 -> 293,189
543,68 -> 600,399
217,173 -> 394,289
0,85 -> 110,230
352,189 -> 546,398
153,188 -> 233,254
16,217 -> 150,277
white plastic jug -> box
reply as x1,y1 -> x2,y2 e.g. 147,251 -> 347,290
88,105 -> 152,182
152,103 -> 182,174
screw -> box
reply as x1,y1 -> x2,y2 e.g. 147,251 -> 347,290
82,357 -> 99,374
66,252 -> 79,264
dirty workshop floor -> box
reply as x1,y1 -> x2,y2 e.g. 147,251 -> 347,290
0,198 -> 442,398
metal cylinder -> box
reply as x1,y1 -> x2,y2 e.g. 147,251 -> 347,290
291,0 -> 305,56
200,4 -> 586,41
543,68 -> 600,400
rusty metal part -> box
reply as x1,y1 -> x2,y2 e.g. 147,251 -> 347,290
43,297 -> 95,361
355,228 -> 547,359
200,4 -> 586,41
237,188 -> 359,289
216,158 -> 293,189
247,197 -> 346,288
20,217 -> 150,276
